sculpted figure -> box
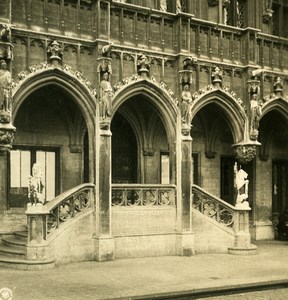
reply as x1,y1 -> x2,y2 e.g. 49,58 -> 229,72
250,93 -> 262,132
235,169 -> 249,204
0,60 -> 11,112
181,85 -> 193,124
99,72 -> 113,119
28,163 -> 45,204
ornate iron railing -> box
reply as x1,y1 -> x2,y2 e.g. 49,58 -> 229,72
192,184 -> 235,228
45,183 -> 94,235
112,184 -> 176,207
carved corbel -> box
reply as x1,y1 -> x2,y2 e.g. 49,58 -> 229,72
233,143 -> 257,165
143,149 -> 155,156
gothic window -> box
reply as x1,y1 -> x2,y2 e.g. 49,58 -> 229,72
272,1 -> 288,37
224,0 -> 247,28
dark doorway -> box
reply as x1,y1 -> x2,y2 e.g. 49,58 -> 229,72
272,160 -> 288,216
111,112 -> 137,183
220,156 -> 235,205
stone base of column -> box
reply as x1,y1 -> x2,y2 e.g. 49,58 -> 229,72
176,232 -> 195,256
94,235 -> 115,262
228,231 -> 257,255
26,242 -> 49,261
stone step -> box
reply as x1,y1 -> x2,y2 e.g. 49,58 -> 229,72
14,231 -> 28,239
0,255 -> 55,270
2,235 -> 27,251
0,242 -> 25,258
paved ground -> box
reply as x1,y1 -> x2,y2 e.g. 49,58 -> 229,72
0,240 -> 287,300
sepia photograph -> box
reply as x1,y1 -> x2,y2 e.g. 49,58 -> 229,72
0,0 -> 287,299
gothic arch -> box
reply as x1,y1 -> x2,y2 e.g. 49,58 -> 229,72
261,97 -> 288,121
259,98 -> 288,159
11,64 -> 97,183
191,90 -> 246,143
12,65 -> 96,132
112,78 -> 178,143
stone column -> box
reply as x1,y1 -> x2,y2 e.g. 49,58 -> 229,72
0,153 -> 8,211
176,129 -> 195,256
94,126 -> 114,261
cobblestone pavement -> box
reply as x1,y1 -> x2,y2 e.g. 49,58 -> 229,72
0,240 -> 287,300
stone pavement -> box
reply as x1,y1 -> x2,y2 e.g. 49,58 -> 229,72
0,240 -> 288,300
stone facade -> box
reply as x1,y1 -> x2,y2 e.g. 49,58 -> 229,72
0,0 -> 287,263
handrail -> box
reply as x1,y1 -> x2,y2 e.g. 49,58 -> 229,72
192,184 -> 235,228
112,184 -> 176,207
45,183 -> 95,211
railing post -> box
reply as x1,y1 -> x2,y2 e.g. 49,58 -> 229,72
228,204 -> 257,255
25,205 -> 50,261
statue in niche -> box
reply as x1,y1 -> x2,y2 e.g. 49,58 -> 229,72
181,84 -> 193,125
160,0 -> 167,11
99,72 -> 113,120
235,168 -> 249,205
176,0 -> 182,13
28,163 -> 45,205
249,82 -> 262,136
0,60 -> 11,112
137,54 -> 150,75
211,66 -> 223,86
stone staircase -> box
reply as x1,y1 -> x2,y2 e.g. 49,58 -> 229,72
0,231 -> 55,270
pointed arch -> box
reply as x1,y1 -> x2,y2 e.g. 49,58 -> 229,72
191,89 -> 246,143
12,65 -> 97,131
261,97 -> 288,121
112,78 -> 178,143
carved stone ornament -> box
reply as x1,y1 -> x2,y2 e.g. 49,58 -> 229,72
97,57 -> 112,75
0,24 -> 14,61
180,84 -> 193,125
263,9 -> 273,23
179,70 -> 193,85
0,123 -> 16,155
137,54 -> 150,77
274,77 -> 283,97
28,162 -> 45,205
233,144 -> 257,165
211,66 -> 223,88
248,79 -> 262,141
181,123 -> 192,136
182,56 -> 197,70
47,40 -> 63,65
